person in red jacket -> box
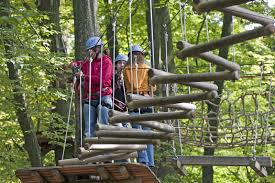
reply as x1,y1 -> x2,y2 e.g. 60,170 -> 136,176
71,36 -> 113,137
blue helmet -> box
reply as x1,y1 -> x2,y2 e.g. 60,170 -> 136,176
85,36 -> 103,50
128,44 -> 143,55
115,54 -> 128,63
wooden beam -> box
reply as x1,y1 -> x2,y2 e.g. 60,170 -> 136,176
109,110 -> 195,124
49,169 -> 65,182
167,156 -> 273,167
96,167 -> 111,180
95,130 -> 173,140
99,116 -> 176,133
250,160 -> 268,177
78,148 -> 116,160
95,124 -> 142,132
118,166 -> 131,179
172,160 -> 188,176
30,171 -> 48,183
176,24 -> 275,58
127,91 -> 217,109
83,152 -> 138,163
221,6 -> 275,25
89,144 -> 147,150
74,177 -> 143,183
150,71 -> 240,84
58,158 -> 85,166
176,42 -> 240,71
193,0 -> 253,13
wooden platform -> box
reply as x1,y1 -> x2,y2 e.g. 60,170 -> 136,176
16,163 -> 160,183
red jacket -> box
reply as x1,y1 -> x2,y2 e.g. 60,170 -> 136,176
72,55 -> 113,100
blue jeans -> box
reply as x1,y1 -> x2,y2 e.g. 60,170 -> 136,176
83,95 -> 112,137
130,111 -> 154,167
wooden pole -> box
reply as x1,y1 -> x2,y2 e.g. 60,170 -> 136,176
84,137 -> 161,144
127,94 -> 196,111
109,110 -> 195,124
150,71 -> 240,84
95,130 -> 173,140
127,91 -> 218,109
175,42 -> 240,71
177,24 -> 275,58
82,152 -> 138,163
95,124 -> 144,132
220,6 -> 275,26
78,148 -> 135,160
89,144 -> 147,150
193,0 -> 253,13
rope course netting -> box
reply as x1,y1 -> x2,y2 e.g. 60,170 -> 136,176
16,0 -> 274,182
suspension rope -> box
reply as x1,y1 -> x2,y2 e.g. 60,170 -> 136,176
129,0 -> 133,95
149,0 -> 155,68
232,16 -> 236,62
264,78 -> 272,152
205,12 -> 212,72
112,20 -> 116,110
88,54 -> 92,137
62,76 -> 76,160
79,69 -> 83,146
98,43 -> 104,123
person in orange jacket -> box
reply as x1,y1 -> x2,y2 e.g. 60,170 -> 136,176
123,44 -> 155,168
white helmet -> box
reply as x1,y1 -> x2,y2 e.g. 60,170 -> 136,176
85,36 -> 103,50
115,54 -> 128,63
128,44 -> 143,55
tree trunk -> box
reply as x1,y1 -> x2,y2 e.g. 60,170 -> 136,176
104,0 -> 118,59
146,0 -> 175,72
1,0 -> 42,167
72,0 -> 99,155
202,13 -> 232,183
37,0 -> 73,163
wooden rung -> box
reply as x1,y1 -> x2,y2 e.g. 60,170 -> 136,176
127,91 -> 218,109
109,111 -> 195,124
172,160 -> 188,176
58,158 -> 85,166
95,130 -> 173,140
167,156 -> 273,167
85,137 -> 161,144
193,0 -> 253,13
221,6 -> 275,25
177,24 -> 275,58
176,42 -> 240,71
150,71 -> 240,84
250,160 -> 268,177
104,114 -> 176,133
89,144 -> 147,150
97,167 -> 111,180
127,94 -> 196,111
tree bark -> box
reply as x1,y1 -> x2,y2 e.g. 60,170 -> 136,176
1,0 -> 42,167
73,0 -> 99,60
72,0 -> 99,155
202,13 -> 232,183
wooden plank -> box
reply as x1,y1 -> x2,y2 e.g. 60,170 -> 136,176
127,91 -> 217,109
167,156 -> 273,167
221,6 -> 275,25
84,137 -> 161,144
30,171 -> 47,183
95,130 -> 173,140
176,24 -> 275,58
193,0 -> 253,13
96,124 -> 142,132
78,148 -> 116,160
109,110 -> 195,124
48,169 -> 65,182
149,71 -> 240,84
89,144 -> 147,151
176,41 -> 240,71
250,160 -> 268,177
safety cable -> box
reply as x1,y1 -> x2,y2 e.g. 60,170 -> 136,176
62,76 -> 76,160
